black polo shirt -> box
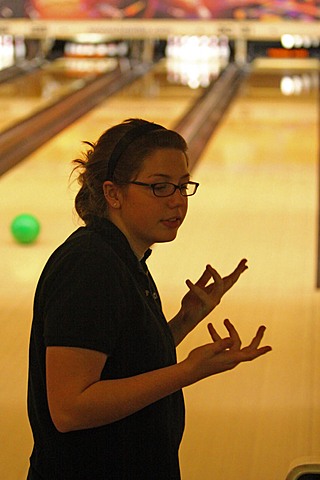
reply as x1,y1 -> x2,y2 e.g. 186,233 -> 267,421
27,217 -> 185,480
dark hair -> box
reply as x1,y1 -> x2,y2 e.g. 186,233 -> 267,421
72,118 -> 188,225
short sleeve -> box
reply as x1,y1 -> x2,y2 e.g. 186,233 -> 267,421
43,250 -> 128,355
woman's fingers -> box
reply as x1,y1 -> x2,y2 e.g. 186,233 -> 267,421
185,279 -> 209,303
207,322 -> 221,342
223,319 -> 242,349
221,259 -> 248,292
206,265 -> 223,287
208,320 -> 271,358
236,325 -> 272,360
194,266 -> 213,288
246,325 -> 269,350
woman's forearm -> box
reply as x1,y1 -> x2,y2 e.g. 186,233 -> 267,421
47,317 -> 270,434
168,309 -> 200,346
50,360 -> 192,433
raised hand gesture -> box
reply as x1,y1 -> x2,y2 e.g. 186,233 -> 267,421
181,259 -> 248,326
184,319 -> 272,382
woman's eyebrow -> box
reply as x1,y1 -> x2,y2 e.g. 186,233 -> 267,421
147,173 -> 190,180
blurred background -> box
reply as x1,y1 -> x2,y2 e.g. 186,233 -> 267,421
0,1 -> 319,479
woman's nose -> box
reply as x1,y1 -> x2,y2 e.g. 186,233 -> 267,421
167,189 -> 187,206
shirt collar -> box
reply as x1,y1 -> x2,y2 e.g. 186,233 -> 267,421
89,216 -> 152,273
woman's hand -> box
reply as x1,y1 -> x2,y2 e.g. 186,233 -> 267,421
183,319 -> 272,383
181,259 -> 248,326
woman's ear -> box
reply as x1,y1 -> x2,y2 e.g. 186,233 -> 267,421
103,181 -> 121,209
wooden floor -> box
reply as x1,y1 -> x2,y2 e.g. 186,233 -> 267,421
0,58 -> 319,480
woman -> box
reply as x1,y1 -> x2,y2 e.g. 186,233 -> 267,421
27,118 -> 271,479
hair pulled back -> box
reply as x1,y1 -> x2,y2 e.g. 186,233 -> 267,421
72,118 -> 188,225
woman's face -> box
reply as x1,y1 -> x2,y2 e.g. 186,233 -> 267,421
115,148 -> 189,258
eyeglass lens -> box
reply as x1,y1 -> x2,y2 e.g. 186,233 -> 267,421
153,182 -> 197,197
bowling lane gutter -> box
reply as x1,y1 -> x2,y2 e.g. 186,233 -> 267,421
0,58 -> 153,176
174,62 -> 249,171
0,61 -> 248,177
0,58 -> 45,84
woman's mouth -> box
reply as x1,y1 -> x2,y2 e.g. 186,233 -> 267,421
161,217 -> 181,229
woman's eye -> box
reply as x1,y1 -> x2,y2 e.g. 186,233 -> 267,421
154,184 -> 168,192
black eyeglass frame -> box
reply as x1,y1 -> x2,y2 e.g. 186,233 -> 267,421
128,180 -> 200,197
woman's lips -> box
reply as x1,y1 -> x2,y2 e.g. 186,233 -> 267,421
161,217 -> 181,229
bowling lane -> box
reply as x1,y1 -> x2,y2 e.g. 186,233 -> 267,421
0,58 -> 208,480
0,56 -> 118,133
147,58 -> 320,480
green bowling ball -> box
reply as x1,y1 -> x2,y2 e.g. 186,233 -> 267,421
10,214 -> 41,244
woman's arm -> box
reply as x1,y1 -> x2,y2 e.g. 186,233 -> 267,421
46,319 -> 271,433
46,345 -> 191,433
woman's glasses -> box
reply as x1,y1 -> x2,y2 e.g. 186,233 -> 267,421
128,181 -> 199,197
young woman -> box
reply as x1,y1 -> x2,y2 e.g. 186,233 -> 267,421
27,118 -> 271,479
